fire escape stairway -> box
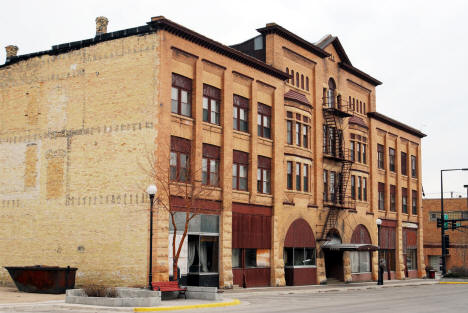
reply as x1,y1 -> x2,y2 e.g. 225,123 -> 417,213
321,97 -> 354,240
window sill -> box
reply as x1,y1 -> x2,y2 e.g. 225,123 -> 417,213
285,190 -> 312,196
202,122 -> 223,133
171,113 -> 194,124
285,144 -> 311,153
233,189 -> 249,196
233,130 -> 251,139
258,137 -> 273,145
286,83 -> 310,95
284,265 -> 317,269
257,193 -> 273,198
202,185 -> 222,192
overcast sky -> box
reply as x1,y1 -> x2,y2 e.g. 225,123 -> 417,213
1,0 -> 467,199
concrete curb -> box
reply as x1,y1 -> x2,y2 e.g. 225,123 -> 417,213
440,281 -> 468,284
133,299 -> 241,312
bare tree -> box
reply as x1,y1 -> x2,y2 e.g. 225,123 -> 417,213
142,146 -> 214,281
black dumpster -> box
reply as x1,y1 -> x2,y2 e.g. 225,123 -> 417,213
5,265 -> 77,294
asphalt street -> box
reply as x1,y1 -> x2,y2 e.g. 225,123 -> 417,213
1,284 -> 466,313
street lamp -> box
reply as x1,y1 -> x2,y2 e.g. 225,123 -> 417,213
376,218 -> 383,285
440,168 -> 468,275
464,185 -> 468,208
146,184 -> 157,290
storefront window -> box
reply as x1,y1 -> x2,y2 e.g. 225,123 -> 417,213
284,247 -> 316,267
406,248 -> 417,270
232,248 -> 241,268
245,249 -> 257,268
351,251 -> 371,273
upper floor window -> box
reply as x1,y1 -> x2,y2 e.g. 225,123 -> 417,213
326,78 -> 336,108
303,164 -> 309,192
351,175 -> 356,199
295,163 -> 301,191
257,156 -> 271,194
203,84 -> 221,125
390,184 -> 396,212
350,141 -> 355,162
287,116 -> 293,145
358,176 -> 362,200
258,103 -> 271,139
363,177 -> 367,201
412,190 -> 418,215
171,73 -> 192,117
377,144 -> 384,169
401,152 -> 408,176
351,134 -> 367,165
233,94 -> 249,132
170,136 -> 191,182
323,170 -> 328,201
233,150 -> 248,191
411,155 -> 417,178
306,77 -> 309,91
287,112 -> 310,148
402,188 -> 408,213
378,182 -> 385,211
389,148 -> 395,172
202,144 -> 220,186
329,171 -> 336,202
287,161 -> 293,190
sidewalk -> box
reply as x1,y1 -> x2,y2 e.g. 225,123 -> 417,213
224,278 -> 439,297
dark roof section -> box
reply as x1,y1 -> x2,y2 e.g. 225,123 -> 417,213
316,35 -> 352,65
1,17 -> 289,81
339,62 -> 382,86
367,112 -> 426,138
257,23 -> 330,58
348,116 -> 368,129
284,89 -> 312,107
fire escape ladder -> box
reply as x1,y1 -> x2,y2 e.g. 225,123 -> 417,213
320,207 -> 340,240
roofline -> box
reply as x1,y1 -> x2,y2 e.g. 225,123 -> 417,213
367,112 -> 427,138
1,17 -> 290,81
339,62 -> 382,86
257,23 -> 330,58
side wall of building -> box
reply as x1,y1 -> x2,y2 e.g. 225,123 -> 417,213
0,33 -> 161,286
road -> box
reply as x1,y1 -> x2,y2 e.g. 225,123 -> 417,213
1,284 -> 467,313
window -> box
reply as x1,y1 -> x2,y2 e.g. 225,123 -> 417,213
363,102 -> 366,114
390,185 -> 396,212
203,84 -> 221,125
291,70 -> 295,85
287,161 -> 293,190
377,144 -> 384,169
295,123 -> 301,147
358,177 -> 362,200
232,248 -> 241,268
327,78 -> 336,108
362,144 -> 367,164
402,188 -> 408,213
301,74 -> 304,89
202,144 -> 220,186
257,103 -> 271,139
233,95 -> 249,132
306,77 -> 309,91
323,170 -> 328,201
357,143 -> 361,163
284,247 -> 316,267
287,120 -> 293,144
171,73 -> 192,117
170,136 -> 191,182
351,175 -> 356,199
411,155 -> 417,178
363,177 -> 367,201
296,72 -> 299,87
406,249 -> 417,270
257,156 -> 271,194
323,125 -> 328,153
303,164 -> 309,192
412,190 -> 418,215
329,171 -> 336,202
286,68 -> 290,83
350,141 -> 355,161
296,163 -> 301,191
187,234 -> 219,273
351,251 -> 371,273
389,148 -> 395,172
378,182 -> 385,210
302,123 -> 309,148
401,152 -> 408,176
233,150 -> 248,191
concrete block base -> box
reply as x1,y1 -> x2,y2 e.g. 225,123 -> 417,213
65,288 -> 161,307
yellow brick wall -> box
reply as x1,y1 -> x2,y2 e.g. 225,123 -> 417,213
0,32 -> 161,287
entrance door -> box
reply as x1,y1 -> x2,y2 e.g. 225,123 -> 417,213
324,249 -> 344,282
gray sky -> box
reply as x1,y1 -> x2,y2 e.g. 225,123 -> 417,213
1,0 -> 467,199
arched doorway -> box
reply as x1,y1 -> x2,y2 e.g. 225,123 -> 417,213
323,229 -> 344,282
350,224 -> 374,281
283,219 -> 317,285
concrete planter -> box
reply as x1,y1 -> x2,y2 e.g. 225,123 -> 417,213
185,286 -> 222,300
66,288 -> 161,307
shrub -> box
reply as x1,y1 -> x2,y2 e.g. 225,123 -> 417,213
445,267 -> 468,278
82,285 -> 118,298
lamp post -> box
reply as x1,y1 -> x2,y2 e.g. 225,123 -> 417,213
376,218 -> 383,285
440,168 -> 468,275
146,184 -> 157,290
464,185 -> 468,208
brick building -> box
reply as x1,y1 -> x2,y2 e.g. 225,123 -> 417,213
0,16 -> 426,288
423,198 -> 468,272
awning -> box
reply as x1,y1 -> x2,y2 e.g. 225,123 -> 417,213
321,242 -> 378,251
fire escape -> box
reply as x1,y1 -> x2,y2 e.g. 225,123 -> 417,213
320,94 -> 355,241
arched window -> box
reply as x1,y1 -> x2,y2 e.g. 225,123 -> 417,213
363,102 -> 366,114
327,78 -> 336,108
291,70 -> 295,85
360,101 -> 363,113
296,72 -> 300,87
286,67 -> 290,83
349,96 -> 352,110
301,74 -> 304,89
306,77 -> 309,91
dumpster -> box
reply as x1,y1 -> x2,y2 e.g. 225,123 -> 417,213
4,265 -> 77,294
